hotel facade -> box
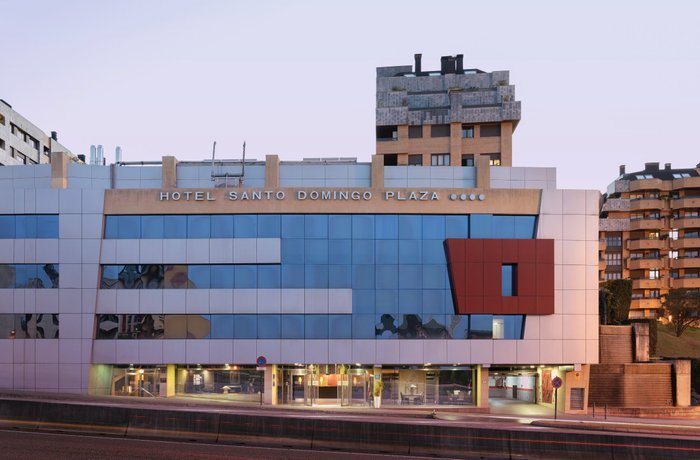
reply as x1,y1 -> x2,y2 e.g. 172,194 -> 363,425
0,56 -> 600,412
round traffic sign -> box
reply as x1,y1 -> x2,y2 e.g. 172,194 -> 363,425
256,355 -> 267,366
552,376 -> 563,389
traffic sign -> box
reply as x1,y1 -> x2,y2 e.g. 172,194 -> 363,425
552,376 -> 563,389
256,355 -> 267,366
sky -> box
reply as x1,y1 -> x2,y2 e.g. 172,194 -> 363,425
2,0 -> 699,192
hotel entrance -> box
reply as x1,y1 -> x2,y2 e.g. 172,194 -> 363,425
280,364 -> 371,406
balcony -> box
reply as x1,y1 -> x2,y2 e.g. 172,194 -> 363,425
670,257 -> 700,269
627,238 -> 666,250
671,197 -> 700,210
671,277 -> 700,289
629,178 -> 670,192
630,198 -> 666,211
670,237 -> 700,249
627,258 -> 663,270
672,176 -> 700,190
629,218 -> 664,231
630,298 -> 661,311
632,278 -> 666,290
671,217 -> 700,229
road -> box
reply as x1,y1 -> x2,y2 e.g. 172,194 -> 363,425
0,430 -> 442,460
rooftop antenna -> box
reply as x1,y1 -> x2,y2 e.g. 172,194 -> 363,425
210,140 -> 246,188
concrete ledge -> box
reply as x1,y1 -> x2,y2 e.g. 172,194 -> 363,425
532,419 -> 700,437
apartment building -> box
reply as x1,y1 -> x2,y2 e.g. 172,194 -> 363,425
599,162 -> 700,318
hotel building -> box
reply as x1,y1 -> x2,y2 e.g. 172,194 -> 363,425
0,56 -> 600,412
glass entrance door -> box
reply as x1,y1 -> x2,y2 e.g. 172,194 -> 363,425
350,367 -> 371,406
338,365 -> 350,406
304,365 -> 317,406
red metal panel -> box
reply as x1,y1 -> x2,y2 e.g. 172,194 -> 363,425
465,296 -> 484,313
482,239 -> 503,263
483,262 -> 502,296
536,239 -> 554,263
502,239 -> 519,264
536,262 -> 555,296
518,262 -> 537,296
501,296 -> 519,314
465,262 -> 484,297
465,240 -> 483,262
518,296 -> 537,314
446,239 -> 466,263
485,295 -> 503,314
518,239 -> 537,262
537,296 -> 555,315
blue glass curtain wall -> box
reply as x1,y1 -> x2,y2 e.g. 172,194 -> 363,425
0,215 -> 59,238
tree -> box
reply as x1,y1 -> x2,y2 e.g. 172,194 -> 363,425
600,279 -> 632,325
658,288 -> 700,337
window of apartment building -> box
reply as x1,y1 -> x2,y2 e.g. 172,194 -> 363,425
383,154 -> 398,166
646,250 -> 660,259
648,269 -> 660,280
605,272 -> 621,280
0,138 -> 5,150
648,289 -> 660,298
605,253 -> 621,266
489,153 -> 501,166
430,124 -> 450,137
0,113 -> 5,125
668,229 -> 678,240
408,126 -> 423,139
635,174 -> 654,179
630,251 -> 643,260
461,124 -> 474,138
669,271 -> 679,279
684,250 -> 699,258
480,124 -> 501,137
673,173 -> 691,178
646,212 -> 661,220
669,250 -> 679,259
376,125 -> 398,141
605,235 -> 622,247
648,231 -> 660,240
630,212 -> 643,221
630,193 -> 643,200
431,153 -> 450,166
461,154 -> 474,167
501,264 -> 517,296
408,154 -> 422,166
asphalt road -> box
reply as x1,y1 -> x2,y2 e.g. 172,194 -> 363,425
0,430 -> 443,460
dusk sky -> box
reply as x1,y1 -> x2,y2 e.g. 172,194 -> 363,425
2,0 -> 699,192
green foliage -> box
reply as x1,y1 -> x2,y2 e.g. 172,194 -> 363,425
658,288 -> 700,337
373,380 -> 384,397
600,279 -> 632,324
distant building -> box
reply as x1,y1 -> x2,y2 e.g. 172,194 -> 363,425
599,162 -> 700,318
0,99 -> 79,165
375,54 -> 521,167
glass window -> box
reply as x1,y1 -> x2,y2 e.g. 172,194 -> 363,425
234,315 -> 257,339
375,313 -> 398,339
163,216 -> 187,238
164,315 -> 188,338
431,154 -> 450,166
258,315 -> 281,339
187,314 -> 211,339
187,265 -> 211,289
398,215 -> 421,239
430,124 -> 450,137
398,289 -> 421,313
352,239 -> 374,264
423,290 -> 446,313
257,265 -> 280,288
15,215 -> 37,238
328,265 -> 351,288
280,314 -> 304,339
328,239 -> 351,264
470,315 -> 493,339
461,125 -> 474,138
422,216 -> 445,240
38,264 -> 59,288
352,290 -> 375,314
257,214 -> 280,237
514,216 -> 536,238
329,215 -> 351,239
329,315 -> 351,339
375,240 -> 398,264
234,265 -> 257,288
445,216 -> 469,238
305,240 -> 329,264
422,314 -> 448,339
422,240 -> 446,264
210,315 -> 234,339
493,216 -> 515,238
36,215 -> 58,238
164,265 -> 188,288
141,215 -> 164,239
399,239 -> 421,264
376,290 -> 399,313
118,216 -> 141,239
422,265 -> 447,289
399,265 -> 422,289
0,216 -> 15,238
461,154 -> 474,167
375,265 -> 398,289
305,264 -> 328,288
447,315 -> 469,339
281,264 -> 304,288
304,215 -> 328,239
187,215 -> 210,238
408,154 -> 422,166
470,214 -> 493,238
210,265 -> 234,289
234,215 -> 257,237
281,238 -> 304,263
305,315 -> 329,339
281,215 -> 304,238
502,264 -> 516,296
210,215 -> 233,238
408,126 -> 423,139
375,215 -> 398,239
351,215 -> 374,239
14,264 -> 37,288
352,315 -> 375,339
352,265 -> 375,289
101,265 -> 121,288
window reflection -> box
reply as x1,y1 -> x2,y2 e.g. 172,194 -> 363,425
0,314 -> 59,339
0,264 -> 58,288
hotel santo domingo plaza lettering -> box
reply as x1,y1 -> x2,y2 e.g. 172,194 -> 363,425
158,190 -> 486,202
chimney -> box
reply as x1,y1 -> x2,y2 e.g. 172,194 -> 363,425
456,54 -> 464,73
619,165 -> 626,176
51,131 -> 58,141
645,162 -> 660,171
414,53 -> 422,74
664,163 -> 672,170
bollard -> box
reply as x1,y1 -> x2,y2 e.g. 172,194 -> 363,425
592,402 -> 596,418
604,403 -> 607,420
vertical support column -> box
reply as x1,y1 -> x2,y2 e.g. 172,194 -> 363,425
165,364 -> 176,397
265,154 -> 280,188
50,151 -> 70,189
371,155 -> 384,189
564,364 -> 590,414
450,121 -> 462,167
161,156 -> 178,189
499,121 -> 513,167
475,365 -> 489,409
475,152 -> 491,189
673,360 -> 691,407
264,364 -> 278,405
